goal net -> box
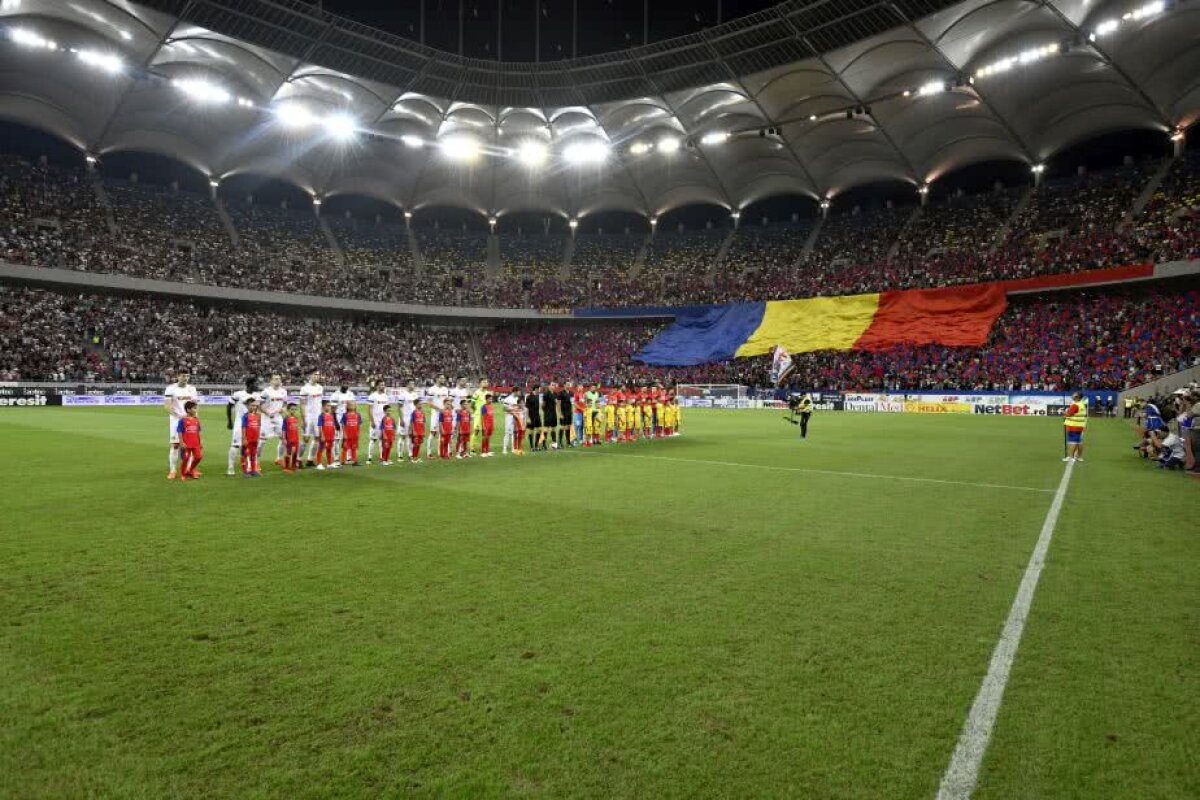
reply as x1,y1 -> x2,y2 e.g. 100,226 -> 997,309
676,384 -> 751,409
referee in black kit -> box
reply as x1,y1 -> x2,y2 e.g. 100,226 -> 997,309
525,382 -> 543,451
541,381 -> 559,449
557,381 -> 573,449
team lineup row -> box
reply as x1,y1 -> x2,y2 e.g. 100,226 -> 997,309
164,372 -> 685,479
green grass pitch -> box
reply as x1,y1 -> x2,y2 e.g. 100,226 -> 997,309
0,407 -> 1195,799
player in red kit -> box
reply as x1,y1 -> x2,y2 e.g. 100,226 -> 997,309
455,399 -> 472,459
241,398 -> 263,477
479,395 -> 495,456
176,401 -> 203,481
439,405 -> 454,459
282,403 -> 302,473
379,405 -> 397,464
341,400 -> 362,466
409,406 -> 426,463
315,401 -> 338,470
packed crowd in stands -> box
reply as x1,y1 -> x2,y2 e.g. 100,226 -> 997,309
0,286 -> 475,383
0,148 -> 1198,311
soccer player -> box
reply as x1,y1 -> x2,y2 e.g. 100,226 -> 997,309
259,374 -> 289,466
439,403 -> 454,459
396,380 -> 419,458
426,375 -> 449,457
315,401 -> 339,470
502,390 -> 522,455
341,400 -> 362,466
226,377 -> 259,476
164,370 -> 198,480
365,380 -> 389,464
572,384 -> 587,447
470,379 -> 491,454
409,404 -> 426,463
379,404 -> 398,465
240,398 -> 263,476
478,394 -> 496,457
176,401 -> 203,481
299,372 -> 324,466
329,381 -> 355,462
455,398 -> 472,459
281,403 -> 302,472
605,388 -> 618,443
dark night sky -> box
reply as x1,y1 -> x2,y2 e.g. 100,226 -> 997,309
318,0 -> 781,61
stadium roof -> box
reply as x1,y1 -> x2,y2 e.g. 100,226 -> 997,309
0,0 -> 1196,218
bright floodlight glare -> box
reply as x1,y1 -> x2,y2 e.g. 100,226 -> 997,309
440,135 -> 480,162
657,136 -> 681,154
76,49 -> 124,74
323,113 -> 357,140
401,134 -> 424,149
1031,163 -> 1045,173
119,29 -> 133,41
1094,18 -> 1119,35
568,218 -> 579,229
275,102 -> 315,129
516,139 -> 548,166
629,141 -> 651,155
173,78 -> 231,105
700,131 -> 729,146
917,80 -> 945,96
10,27 -> 55,49
564,141 -> 609,165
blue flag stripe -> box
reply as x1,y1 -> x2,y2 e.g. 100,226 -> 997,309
634,302 -> 767,366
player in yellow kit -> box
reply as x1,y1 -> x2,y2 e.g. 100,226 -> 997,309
604,393 -> 617,443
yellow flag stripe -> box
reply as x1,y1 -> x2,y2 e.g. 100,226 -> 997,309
735,293 -> 881,357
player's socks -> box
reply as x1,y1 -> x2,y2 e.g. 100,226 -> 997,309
228,446 -> 239,474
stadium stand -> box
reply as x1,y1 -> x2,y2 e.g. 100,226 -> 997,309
328,213 -> 413,272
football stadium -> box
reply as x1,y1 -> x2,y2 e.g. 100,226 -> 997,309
0,0 -> 1198,797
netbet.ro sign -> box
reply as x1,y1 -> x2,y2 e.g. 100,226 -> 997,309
973,403 -> 1048,416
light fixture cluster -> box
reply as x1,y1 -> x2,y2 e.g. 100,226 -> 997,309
1091,0 -> 1165,40
974,43 -> 1062,80
627,134 -> 683,156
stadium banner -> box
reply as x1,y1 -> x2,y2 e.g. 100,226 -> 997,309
0,386 -> 61,407
903,400 -> 973,414
636,284 -> 1007,366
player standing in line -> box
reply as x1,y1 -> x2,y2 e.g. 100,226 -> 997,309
282,403 -> 302,473
455,398 -> 472,459
571,383 -> 587,447
379,404 -> 398,465
315,401 -> 339,470
605,388 -> 619,443
426,375 -> 449,458
654,385 -> 666,438
240,398 -> 263,476
478,394 -> 495,457
525,382 -> 543,452
176,401 -> 203,481
259,374 -> 289,466
394,380 -> 418,459
585,383 -> 601,446
439,403 -> 454,459
226,377 -> 259,476
329,381 -> 355,463
540,381 -> 559,450
470,379 -> 491,455
409,404 -> 426,463
558,381 -> 573,449
341,399 -> 362,466
164,371 -> 198,480
365,380 -> 389,465
501,389 -> 521,455
299,372 -> 325,466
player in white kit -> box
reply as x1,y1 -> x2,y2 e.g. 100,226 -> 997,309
258,373 -> 289,465
329,382 -> 355,465
426,375 -> 449,457
502,390 -> 523,455
298,372 -> 324,466
364,380 -> 389,464
226,377 -> 261,475
397,381 -> 419,456
163,371 -> 198,480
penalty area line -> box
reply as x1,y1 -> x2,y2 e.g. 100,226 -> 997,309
935,459 -> 1076,800
576,450 -> 1055,494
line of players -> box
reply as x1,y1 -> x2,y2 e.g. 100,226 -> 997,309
164,372 -> 683,480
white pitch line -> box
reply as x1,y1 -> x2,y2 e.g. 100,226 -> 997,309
935,460 -> 1076,800
582,450 -> 1055,494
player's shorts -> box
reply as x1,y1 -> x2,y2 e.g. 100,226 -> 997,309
168,415 -> 182,444
1065,429 -> 1083,444
303,418 -> 319,438
527,414 -> 542,429
262,414 -> 283,438
543,414 -> 557,429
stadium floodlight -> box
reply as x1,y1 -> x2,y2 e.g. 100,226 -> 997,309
1170,127 -> 1185,142
629,141 -> 652,155
85,154 -> 97,165
1126,1 -> 1164,21
563,141 -> 609,165
404,210 -> 413,220
700,131 -> 729,146
568,218 -> 579,230
322,113 -> 357,140
75,49 -> 124,74
440,135 -> 480,162
1031,163 -> 1045,174
119,29 -> 133,41
208,178 -> 219,188
173,78 -> 231,105
401,134 -> 425,149
1093,18 -> 1119,36
274,102 -> 315,129
515,139 -> 548,167
917,80 -> 946,96
10,28 -> 56,50
657,136 -> 682,154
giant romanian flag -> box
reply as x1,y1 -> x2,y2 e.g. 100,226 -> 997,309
635,283 -> 1007,366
